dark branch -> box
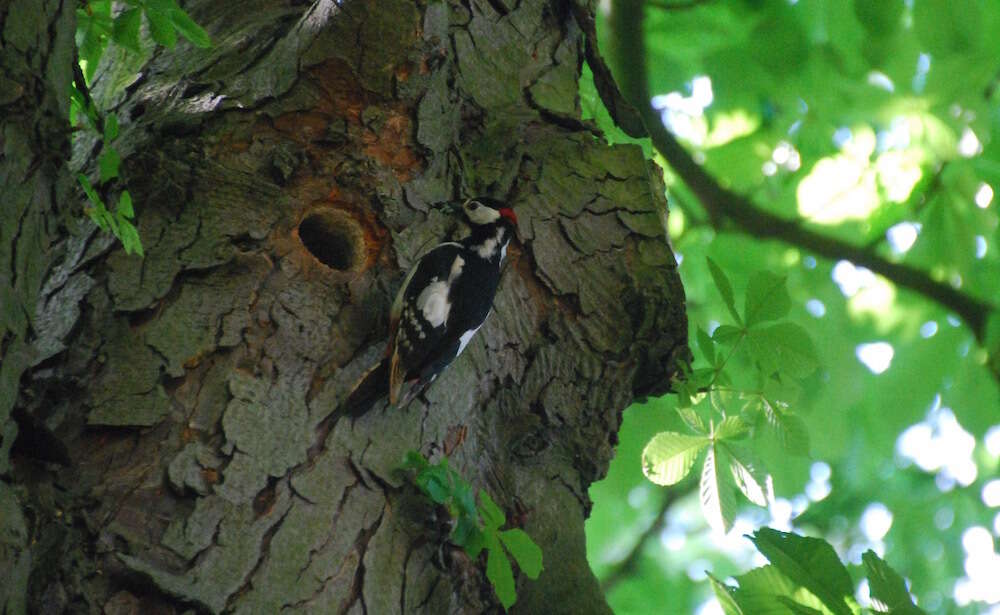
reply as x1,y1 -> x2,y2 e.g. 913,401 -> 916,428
605,0 -> 996,342
646,0 -> 713,11
863,163 -> 946,251
600,487 -> 685,593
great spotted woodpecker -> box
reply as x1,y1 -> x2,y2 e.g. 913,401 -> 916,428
341,197 -> 518,416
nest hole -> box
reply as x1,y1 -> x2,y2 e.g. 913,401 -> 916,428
298,209 -> 366,271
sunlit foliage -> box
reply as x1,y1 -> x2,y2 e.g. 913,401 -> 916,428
584,1 -> 1000,613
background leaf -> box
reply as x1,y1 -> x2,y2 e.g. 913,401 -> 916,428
642,432 -> 709,485
586,2 -> 1000,613
744,271 -> 791,326
700,445 -> 738,533
145,6 -> 178,48
708,256 -> 741,323
747,322 -> 820,378
112,8 -> 142,54
499,528 -> 543,579
708,574 -> 745,615
486,533 -> 517,610
714,416 -> 750,441
750,529 -> 854,615
697,326 -> 718,366
98,147 -> 120,183
723,442 -> 772,507
479,490 -> 505,531
169,6 -> 212,48
862,550 -> 926,614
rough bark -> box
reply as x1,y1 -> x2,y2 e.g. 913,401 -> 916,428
1,1 -> 687,613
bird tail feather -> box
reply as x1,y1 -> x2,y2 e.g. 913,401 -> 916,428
341,358 -> 390,418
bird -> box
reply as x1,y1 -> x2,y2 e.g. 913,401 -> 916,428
340,197 -> 518,417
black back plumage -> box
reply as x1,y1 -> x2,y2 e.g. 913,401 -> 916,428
339,198 -> 516,417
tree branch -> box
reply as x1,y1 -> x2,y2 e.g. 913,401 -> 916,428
646,0 -> 713,11
605,0 -> 996,342
600,487 -> 685,593
863,163 -> 945,251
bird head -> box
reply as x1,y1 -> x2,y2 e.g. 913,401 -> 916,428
461,197 -> 518,228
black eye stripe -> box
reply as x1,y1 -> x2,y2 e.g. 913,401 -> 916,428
467,201 -> 479,210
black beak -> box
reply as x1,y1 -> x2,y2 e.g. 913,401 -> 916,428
438,201 -> 461,214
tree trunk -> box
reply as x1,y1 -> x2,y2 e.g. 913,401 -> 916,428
1,1 -> 687,613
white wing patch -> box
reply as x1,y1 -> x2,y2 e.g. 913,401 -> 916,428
393,242 -> 463,321
456,324 -> 482,356
415,255 -> 465,329
417,279 -> 450,328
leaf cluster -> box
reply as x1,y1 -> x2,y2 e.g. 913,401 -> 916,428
710,528 -> 926,615
77,0 -> 210,79
586,1 -> 1000,612
73,0 -> 212,256
75,113 -> 143,256
400,451 -> 543,611
642,258 -> 818,532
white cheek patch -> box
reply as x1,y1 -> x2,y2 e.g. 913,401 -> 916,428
466,204 -> 501,225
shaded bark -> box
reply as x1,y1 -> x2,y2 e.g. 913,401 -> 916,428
1,1 -> 687,613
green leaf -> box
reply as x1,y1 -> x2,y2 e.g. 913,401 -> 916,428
77,173 -> 101,207
691,367 -> 717,389
723,442 -> 771,507
98,147 -> 121,183
731,562 -> 800,600
479,490 -> 505,531
673,377 -> 694,409
744,271 -> 791,326
713,416 -> 750,441
103,112 -> 119,142
486,532 -> 517,610
728,562 -> 830,615
76,96 -> 100,131
117,190 -> 134,219
463,527 -> 486,558
169,6 -> 211,48
763,401 -> 811,456
112,8 -> 142,54
707,257 -> 741,324
76,4 -> 113,81
750,528 -> 854,615
707,573 -> 744,615
713,324 -> 744,345
499,528 -> 543,579
642,431 -> 709,486
700,444 -> 738,533
697,326 -> 718,366
452,515 -> 476,547
425,475 -> 450,504
117,219 -> 144,256
775,597 -> 825,615
145,6 -> 178,48
677,406 -> 706,434
748,322 -> 819,378
401,450 -> 430,472
862,550 -> 926,614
